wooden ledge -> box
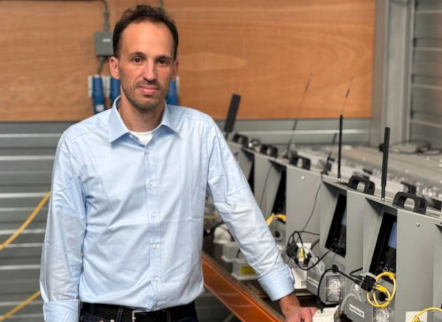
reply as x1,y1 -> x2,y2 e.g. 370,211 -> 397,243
202,252 -> 284,322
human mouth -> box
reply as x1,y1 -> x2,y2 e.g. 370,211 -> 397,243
138,85 -> 159,96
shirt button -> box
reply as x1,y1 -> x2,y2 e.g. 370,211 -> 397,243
154,277 -> 160,282
151,244 -> 158,250
149,180 -> 155,186
145,150 -> 150,154
151,212 -> 157,218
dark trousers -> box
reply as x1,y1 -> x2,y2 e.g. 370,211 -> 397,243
80,303 -> 199,322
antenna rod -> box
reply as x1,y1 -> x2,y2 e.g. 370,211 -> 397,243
324,78 -> 353,174
224,94 -> 241,139
285,73 -> 313,157
338,114 -> 343,182
381,127 -> 391,200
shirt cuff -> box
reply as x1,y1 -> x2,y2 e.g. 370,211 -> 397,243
258,264 -> 295,301
43,300 -> 79,322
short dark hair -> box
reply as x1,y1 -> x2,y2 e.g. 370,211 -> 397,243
113,5 -> 179,60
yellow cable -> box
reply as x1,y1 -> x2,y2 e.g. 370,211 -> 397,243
412,307 -> 442,322
266,214 -> 275,226
275,214 -> 286,223
366,271 -> 396,308
0,291 -> 41,321
0,192 -> 50,320
0,192 -> 50,253
266,213 -> 286,226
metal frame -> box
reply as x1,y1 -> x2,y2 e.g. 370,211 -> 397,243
371,0 -> 415,146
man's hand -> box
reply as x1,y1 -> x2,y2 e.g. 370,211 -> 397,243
279,292 -> 317,322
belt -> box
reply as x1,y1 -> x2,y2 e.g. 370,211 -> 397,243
81,302 -> 196,322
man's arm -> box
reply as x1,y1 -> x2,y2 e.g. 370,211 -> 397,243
205,121 -> 316,321
40,133 -> 87,322
280,293 -> 317,322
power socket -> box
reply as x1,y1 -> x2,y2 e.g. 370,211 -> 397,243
88,76 -> 111,98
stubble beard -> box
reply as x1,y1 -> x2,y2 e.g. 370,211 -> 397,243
122,81 -> 166,113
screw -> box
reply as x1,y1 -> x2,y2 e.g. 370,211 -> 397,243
416,223 -> 421,227
301,176 -> 305,180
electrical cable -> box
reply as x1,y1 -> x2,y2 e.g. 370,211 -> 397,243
0,291 -> 41,322
317,268 -> 337,310
266,213 -> 287,226
283,73 -> 313,158
333,267 -> 360,284
289,250 -> 331,272
258,158 -> 278,209
310,238 -> 320,250
296,231 -> 319,236
300,183 -> 321,232
96,56 -> 106,75
0,193 -> 50,320
288,230 -> 304,246
95,0 -> 109,31
349,267 -> 363,282
0,192 -> 51,252
339,290 -> 361,313
412,307 -> 442,322
366,271 -> 396,308
158,0 -> 164,11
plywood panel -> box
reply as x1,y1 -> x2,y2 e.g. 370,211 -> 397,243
0,0 -> 375,121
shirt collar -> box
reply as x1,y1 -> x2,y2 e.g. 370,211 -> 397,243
108,96 -> 178,143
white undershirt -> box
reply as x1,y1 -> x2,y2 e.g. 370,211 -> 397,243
130,130 -> 153,145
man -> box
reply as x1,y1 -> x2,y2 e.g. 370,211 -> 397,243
40,5 -> 316,322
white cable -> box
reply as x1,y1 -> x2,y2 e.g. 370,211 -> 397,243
307,248 -> 326,275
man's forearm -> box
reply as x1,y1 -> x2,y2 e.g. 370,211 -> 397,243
279,292 -> 301,316
279,293 -> 317,322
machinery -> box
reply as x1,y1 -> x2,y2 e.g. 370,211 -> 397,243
230,140 -> 258,193
222,123 -> 442,317
306,175 -> 376,305
343,193 -> 441,322
433,223 -> 442,322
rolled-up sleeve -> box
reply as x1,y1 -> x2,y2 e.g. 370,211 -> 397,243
206,121 -> 294,301
40,133 -> 86,321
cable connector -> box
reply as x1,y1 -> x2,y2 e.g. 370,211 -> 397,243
297,247 -> 305,261
361,274 -> 376,292
286,243 -> 298,259
304,252 -> 312,268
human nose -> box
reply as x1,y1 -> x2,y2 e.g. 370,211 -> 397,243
142,60 -> 157,82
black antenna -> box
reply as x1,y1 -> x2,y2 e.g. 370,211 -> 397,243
338,114 -> 343,182
381,127 -> 391,200
341,78 -> 353,115
324,78 -> 353,173
285,74 -> 313,158
224,94 -> 241,139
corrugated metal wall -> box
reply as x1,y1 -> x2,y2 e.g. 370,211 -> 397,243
0,123 -> 231,322
411,0 -> 442,148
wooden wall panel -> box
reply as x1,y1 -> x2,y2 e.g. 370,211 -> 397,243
0,0 -> 375,121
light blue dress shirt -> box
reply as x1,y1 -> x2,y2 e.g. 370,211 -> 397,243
40,98 -> 294,321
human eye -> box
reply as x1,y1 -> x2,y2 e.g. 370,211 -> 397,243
131,56 -> 144,64
157,58 -> 170,66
